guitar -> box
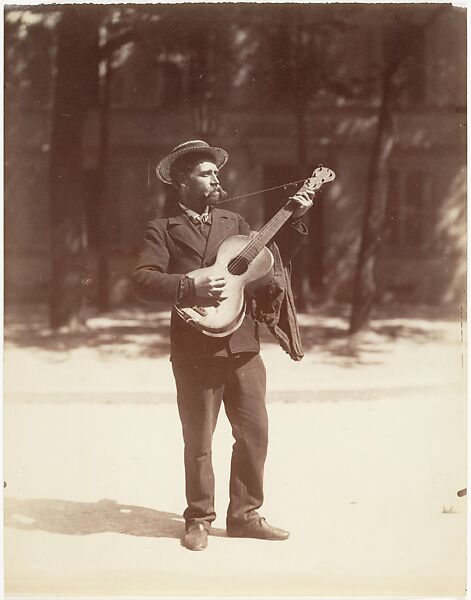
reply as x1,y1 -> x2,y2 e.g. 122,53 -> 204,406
174,166 -> 336,337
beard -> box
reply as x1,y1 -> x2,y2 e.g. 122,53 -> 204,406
207,186 -> 227,206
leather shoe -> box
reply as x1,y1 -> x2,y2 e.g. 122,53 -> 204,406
227,517 -> 289,541
182,523 -> 208,551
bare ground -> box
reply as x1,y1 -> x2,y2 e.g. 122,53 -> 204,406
3,304 -> 467,597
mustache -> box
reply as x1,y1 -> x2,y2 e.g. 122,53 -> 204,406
207,186 -> 227,204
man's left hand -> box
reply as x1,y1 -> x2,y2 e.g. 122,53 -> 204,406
289,189 -> 315,220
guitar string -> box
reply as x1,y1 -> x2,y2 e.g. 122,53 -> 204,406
228,209 -> 288,272
229,177 -> 326,272
227,185 -> 318,272
224,180 -> 309,272
212,165 -> 331,206
220,171 -> 331,272
224,197 -> 293,273
213,179 -> 307,206
228,205 -> 295,274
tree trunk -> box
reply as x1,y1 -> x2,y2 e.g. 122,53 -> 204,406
96,58 -> 112,312
349,7 -> 444,334
290,9 -> 313,311
349,77 -> 394,334
49,6 -> 100,329
292,97 -> 312,311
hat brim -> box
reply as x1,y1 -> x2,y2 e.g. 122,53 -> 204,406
156,145 -> 229,184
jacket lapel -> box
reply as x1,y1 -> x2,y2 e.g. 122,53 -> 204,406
203,209 -> 238,265
167,213 -> 206,259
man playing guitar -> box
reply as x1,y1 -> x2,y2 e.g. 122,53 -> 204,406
133,140 -> 315,551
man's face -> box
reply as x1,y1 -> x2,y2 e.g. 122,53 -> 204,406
180,160 -> 226,210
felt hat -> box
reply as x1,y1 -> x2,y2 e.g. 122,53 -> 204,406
156,140 -> 229,184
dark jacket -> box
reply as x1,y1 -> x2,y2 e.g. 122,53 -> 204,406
133,205 -> 306,361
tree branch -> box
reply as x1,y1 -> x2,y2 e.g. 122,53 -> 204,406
98,28 -> 138,61
97,14 -> 171,62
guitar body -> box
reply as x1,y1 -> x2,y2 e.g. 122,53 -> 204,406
175,235 -> 274,337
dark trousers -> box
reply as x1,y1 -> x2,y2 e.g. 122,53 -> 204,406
172,353 -> 268,530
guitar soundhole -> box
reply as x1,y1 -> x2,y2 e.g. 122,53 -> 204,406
228,257 -> 249,275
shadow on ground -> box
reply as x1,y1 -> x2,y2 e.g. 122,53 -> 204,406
4,303 -> 457,363
4,306 -> 172,358
4,497 -> 226,539
296,319 -> 450,365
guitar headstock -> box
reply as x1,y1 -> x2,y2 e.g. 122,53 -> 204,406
296,166 -> 336,196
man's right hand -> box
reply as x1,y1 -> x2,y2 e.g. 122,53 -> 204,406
190,273 -> 227,300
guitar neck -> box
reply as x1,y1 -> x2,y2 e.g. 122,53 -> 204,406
235,166 -> 335,265
239,201 -> 295,263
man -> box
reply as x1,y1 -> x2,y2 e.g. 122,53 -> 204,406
133,140 -> 313,551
